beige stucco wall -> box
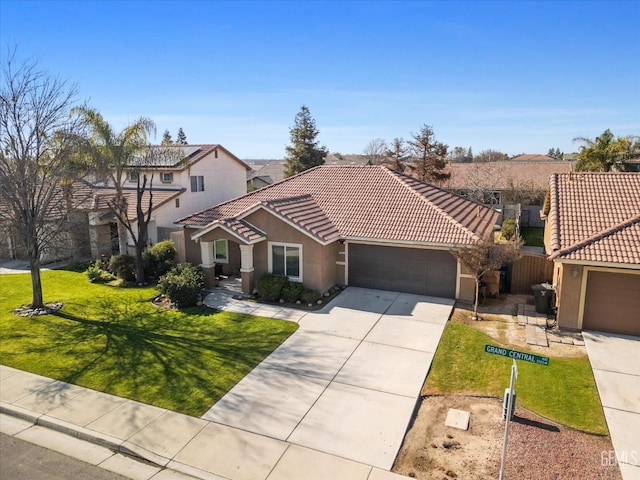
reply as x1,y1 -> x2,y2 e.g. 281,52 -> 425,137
243,209 -> 340,293
189,210 -> 341,293
555,262 -> 583,330
458,277 -> 476,302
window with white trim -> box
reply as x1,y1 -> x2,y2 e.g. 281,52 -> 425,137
190,175 -> 204,192
214,239 -> 228,263
127,171 -> 139,182
161,172 -> 173,183
269,242 -> 302,281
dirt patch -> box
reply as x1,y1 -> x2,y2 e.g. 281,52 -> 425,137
393,395 -> 622,480
454,295 -> 587,358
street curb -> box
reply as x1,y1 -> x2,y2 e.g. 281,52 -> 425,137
0,402 -> 210,480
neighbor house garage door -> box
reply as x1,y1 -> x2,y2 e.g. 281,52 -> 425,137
583,270 -> 640,336
348,244 -> 456,298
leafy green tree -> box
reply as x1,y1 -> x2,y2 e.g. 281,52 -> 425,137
407,124 -> 450,183
385,137 -> 407,172
0,51 -> 85,308
284,105 -> 328,177
547,147 -> 563,159
450,146 -> 473,163
161,130 -> 173,145
473,149 -> 509,163
574,129 -> 639,172
176,127 -> 187,145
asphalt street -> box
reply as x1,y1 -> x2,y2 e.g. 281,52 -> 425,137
0,432 -> 128,480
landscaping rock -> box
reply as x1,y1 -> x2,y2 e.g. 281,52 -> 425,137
13,302 -> 63,317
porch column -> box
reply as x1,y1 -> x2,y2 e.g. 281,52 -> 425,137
239,244 -> 255,294
199,241 -> 216,288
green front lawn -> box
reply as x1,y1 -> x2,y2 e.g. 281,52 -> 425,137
0,270 -> 297,417
423,318 -> 608,435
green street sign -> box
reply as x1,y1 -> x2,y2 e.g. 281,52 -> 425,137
485,344 -> 549,366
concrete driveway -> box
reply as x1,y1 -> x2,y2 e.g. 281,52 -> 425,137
202,287 -> 454,470
583,331 -> 640,480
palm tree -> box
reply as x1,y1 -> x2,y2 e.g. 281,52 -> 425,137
574,129 -> 639,172
73,107 -> 156,256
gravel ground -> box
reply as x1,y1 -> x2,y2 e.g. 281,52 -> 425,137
393,395 -> 622,480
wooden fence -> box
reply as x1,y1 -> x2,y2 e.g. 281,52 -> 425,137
510,251 -> 554,294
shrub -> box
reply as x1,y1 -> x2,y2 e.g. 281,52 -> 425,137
86,260 -> 115,283
143,240 -> 177,279
108,254 -> 136,281
301,288 -> 321,304
282,281 -> 304,303
256,273 -> 289,302
501,218 -> 517,241
158,263 -> 205,307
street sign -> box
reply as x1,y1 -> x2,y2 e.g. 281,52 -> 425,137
485,344 -> 549,366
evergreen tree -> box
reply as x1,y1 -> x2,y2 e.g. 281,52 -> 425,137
284,105 -> 328,177
161,130 -> 173,145
176,127 -> 187,145
407,124 -> 450,183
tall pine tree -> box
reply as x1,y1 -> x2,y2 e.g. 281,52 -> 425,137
284,105 -> 328,177
408,124 -> 450,183
176,127 -> 187,145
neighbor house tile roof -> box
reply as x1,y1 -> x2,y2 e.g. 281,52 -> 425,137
74,183 -> 184,221
443,161 -> 573,191
543,172 -> 640,264
511,154 -> 559,162
178,165 -> 499,246
131,144 -> 250,170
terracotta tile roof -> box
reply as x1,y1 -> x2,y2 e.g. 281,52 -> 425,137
545,172 -> 640,264
511,154 -> 559,162
443,161 -> 573,191
74,184 -> 184,221
178,165 -> 499,246
132,144 -> 250,171
199,218 -> 266,243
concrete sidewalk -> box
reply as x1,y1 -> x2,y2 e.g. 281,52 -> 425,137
1,285 -> 453,480
0,365 -> 407,480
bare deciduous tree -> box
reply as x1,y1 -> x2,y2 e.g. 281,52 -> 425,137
362,138 -> 387,165
0,51 -> 84,308
453,238 -> 522,320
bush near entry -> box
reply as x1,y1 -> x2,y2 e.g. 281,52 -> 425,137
158,263 -> 205,307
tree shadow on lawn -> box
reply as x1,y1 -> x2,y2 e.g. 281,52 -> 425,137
20,296 -> 288,415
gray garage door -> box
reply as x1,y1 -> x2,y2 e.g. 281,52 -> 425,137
583,271 -> 640,336
348,244 -> 456,298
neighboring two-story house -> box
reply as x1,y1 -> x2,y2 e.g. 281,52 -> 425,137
84,144 -> 249,258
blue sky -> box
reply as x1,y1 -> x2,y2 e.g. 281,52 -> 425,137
2,0 -> 639,159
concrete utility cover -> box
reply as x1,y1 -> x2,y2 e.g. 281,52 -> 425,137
445,408 -> 470,430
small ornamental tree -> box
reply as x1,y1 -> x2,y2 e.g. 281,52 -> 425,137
453,237 -> 522,320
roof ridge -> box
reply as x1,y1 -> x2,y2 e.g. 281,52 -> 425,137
549,213 -> 640,260
385,167 -> 484,243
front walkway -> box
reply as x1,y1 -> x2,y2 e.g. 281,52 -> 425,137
202,286 -> 454,470
583,331 -> 640,480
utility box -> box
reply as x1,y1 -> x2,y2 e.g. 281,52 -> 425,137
502,388 -> 516,420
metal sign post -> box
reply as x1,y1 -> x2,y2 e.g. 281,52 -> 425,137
499,359 -> 517,480
484,344 -> 549,480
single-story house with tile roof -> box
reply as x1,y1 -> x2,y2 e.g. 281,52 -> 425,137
541,172 -> 640,336
176,165 -> 500,300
